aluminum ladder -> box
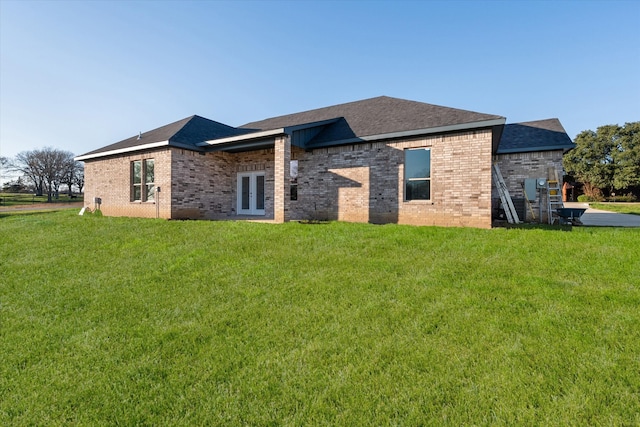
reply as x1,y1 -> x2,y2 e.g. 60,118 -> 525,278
546,168 -> 564,224
492,163 -> 520,224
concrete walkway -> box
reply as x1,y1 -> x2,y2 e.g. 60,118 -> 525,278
564,202 -> 640,227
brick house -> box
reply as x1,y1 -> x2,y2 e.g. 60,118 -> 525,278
76,96 -> 574,228
494,119 -> 575,222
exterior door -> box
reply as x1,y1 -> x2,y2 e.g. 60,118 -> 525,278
237,172 -> 265,215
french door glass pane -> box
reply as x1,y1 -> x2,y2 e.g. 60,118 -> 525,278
256,175 -> 265,210
241,176 -> 250,210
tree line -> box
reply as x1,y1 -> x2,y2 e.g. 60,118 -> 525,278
564,122 -> 639,201
1,147 -> 84,202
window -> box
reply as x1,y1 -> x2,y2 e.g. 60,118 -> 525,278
290,160 -> 298,201
131,159 -> 154,202
404,148 -> 431,201
145,159 -> 155,201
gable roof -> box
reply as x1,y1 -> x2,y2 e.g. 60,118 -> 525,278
239,96 -> 505,147
77,96 -> 507,160
497,118 -> 574,154
76,115 -> 251,160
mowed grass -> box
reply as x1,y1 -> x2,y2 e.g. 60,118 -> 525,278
591,202 -> 640,215
1,211 -> 639,426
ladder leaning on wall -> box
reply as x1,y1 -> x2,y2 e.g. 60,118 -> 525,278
547,167 -> 564,224
492,163 -> 520,224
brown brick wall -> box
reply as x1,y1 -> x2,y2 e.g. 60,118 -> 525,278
83,148 -> 171,218
494,150 -> 565,222
170,149 -> 228,219
273,136 -> 290,223
290,129 -> 494,228
170,148 -> 276,219
83,146 -> 279,220
84,128 -> 496,227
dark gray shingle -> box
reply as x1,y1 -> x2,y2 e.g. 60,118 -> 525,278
240,96 -> 504,143
497,119 -> 574,153
78,115 -> 249,158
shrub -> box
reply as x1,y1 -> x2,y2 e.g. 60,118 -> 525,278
577,194 -> 606,202
606,193 -> 638,202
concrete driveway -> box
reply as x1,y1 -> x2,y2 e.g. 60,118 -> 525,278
564,202 -> 640,227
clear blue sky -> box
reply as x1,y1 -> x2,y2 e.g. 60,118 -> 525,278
1,0 -> 639,163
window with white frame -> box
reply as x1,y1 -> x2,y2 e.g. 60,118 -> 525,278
404,148 -> 431,201
131,159 -> 154,202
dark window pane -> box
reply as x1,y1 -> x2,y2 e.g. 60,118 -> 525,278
406,180 -> 430,201
290,184 -> 298,201
405,149 -> 430,179
133,185 -> 142,201
241,176 -> 250,210
256,175 -> 265,210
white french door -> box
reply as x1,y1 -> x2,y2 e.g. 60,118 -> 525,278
237,172 -> 265,215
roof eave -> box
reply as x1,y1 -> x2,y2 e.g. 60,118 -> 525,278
75,141 -> 171,161
307,118 -> 506,149
198,128 -> 286,147
497,144 -> 575,154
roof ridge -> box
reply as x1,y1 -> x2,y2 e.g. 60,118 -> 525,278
510,118 -> 560,125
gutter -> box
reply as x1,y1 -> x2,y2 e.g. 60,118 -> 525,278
75,140 -> 171,161
497,144 -> 576,154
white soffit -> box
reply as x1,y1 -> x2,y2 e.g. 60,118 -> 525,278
74,141 -> 170,161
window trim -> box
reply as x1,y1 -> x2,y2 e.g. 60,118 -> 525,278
404,147 -> 431,202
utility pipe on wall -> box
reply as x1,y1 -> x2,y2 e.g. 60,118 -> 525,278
156,186 -> 161,219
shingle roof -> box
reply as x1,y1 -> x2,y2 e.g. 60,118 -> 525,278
241,96 -> 504,145
78,97 -> 508,160
77,115 -> 250,158
497,118 -> 574,154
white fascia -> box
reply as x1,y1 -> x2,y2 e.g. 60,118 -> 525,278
197,128 -> 286,147
74,141 -> 170,161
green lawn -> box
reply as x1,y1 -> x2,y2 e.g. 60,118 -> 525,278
590,202 -> 640,215
1,211 -> 639,426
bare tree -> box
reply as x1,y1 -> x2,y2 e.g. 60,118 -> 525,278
12,147 -> 76,202
13,151 -> 44,196
61,160 -> 84,196
0,156 -> 9,189
72,163 -> 84,194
